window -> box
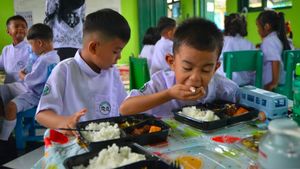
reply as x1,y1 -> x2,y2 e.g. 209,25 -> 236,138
262,99 -> 267,106
256,97 -> 260,104
274,99 -> 286,107
242,93 -> 246,99
247,95 -> 255,102
267,0 -> 292,9
168,0 -> 180,19
239,0 -> 292,12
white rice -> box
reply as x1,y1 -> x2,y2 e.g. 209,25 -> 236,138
81,122 -> 121,142
73,144 -> 146,169
178,106 -> 220,122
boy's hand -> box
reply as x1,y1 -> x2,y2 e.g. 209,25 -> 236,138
60,108 -> 87,136
19,69 -> 26,80
168,84 -> 206,101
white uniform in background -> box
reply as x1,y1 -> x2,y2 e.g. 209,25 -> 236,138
0,40 -> 30,83
45,0 -> 85,49
150,37 -> 173,75
0,50 -> 60,112
261,31 -> 285,85
0,50 -> 60,141
36,51 -> 127,122
139,44 -> 154,68
127,70 -> 239,118
217,35 -> 256,86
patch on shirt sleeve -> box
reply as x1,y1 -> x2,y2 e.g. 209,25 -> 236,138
42,84 -> 51,96
139,83 -> 148,93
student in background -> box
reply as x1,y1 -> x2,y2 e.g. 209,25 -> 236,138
139,27 -> 160,68
150,17 -> 176,75
256,10 -> 292,91
120,18 -> 239,118
0,15 -> 30,84
44,0 -> 85,61
0,23 -> 60,142
36,9 -> 130,136
217,13 -> 255,86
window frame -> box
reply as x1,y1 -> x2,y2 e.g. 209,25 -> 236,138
238,0 -> 292,12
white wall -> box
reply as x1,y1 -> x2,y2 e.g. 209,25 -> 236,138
14,0 -> 121,25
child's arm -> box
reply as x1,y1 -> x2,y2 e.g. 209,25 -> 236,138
36,108 -> 87,136
120,84 -> 205,115
264,61 -> 280,91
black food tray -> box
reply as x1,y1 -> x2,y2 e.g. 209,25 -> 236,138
172,100 -> 259,131
64,142 -> 171,169
123,118 -> 170,145
77,114 -> 170,151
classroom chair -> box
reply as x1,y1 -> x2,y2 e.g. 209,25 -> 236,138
274,50 -> 300,99
15,63 -> 57,150
129,56 -> 150,90
223,50 -> 263,88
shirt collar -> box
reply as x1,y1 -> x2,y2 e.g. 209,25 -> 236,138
14,40 -> 27,49
74,50 -> 103,77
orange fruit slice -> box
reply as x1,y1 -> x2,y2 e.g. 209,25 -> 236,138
176,155 -> 203,169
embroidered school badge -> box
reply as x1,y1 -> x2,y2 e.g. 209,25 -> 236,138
43,84 -> 51,96
99,101 -> 111,115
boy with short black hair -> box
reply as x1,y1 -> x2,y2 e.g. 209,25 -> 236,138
0,15 -> 30,84
120,18 -> 239,117
0,23 -> 60,141
36,9 -> 130,136
150,16 -> 176,75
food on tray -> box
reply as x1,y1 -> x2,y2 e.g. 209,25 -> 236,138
73,144 -> 146,169
131,125 -> 162,136
178,106 -> 220,122
240,132 -> 265,152
222,104 -> 249,116
118,121 -> 137,129
176,155 -> 203,169
149,126 -> 162,133
80,122 -> 120,142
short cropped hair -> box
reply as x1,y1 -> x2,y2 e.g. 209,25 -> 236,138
142,27 -> 160,45
27,23 -> 53,41
6,15 -> 27,27
173,18 -> 223,58
157,17 -> 176,34
83,9 -> 130,42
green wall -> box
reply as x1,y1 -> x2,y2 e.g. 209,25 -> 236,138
120,0 -> 139,64
227,0 -> 300,48
0,0 -> 14,53
181,0 -> 195,19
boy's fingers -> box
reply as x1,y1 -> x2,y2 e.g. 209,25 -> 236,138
74,108 -> 87,121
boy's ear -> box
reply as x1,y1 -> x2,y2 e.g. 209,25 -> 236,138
214,61 -> 221,72
166,53 -> 175,70
88,40 -> 98,55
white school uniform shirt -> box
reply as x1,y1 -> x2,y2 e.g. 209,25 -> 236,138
139,45 -> 154,68
261,31 -> 285,85
150,37 -> 173,75
36,51 -> 127,122
21,50 -> 60,101
0,40 -> 30,83
12,50 -> 60,112
217,35 -> 256,86
128,70 -> 239,118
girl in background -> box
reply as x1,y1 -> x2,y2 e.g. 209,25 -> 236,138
217,13 -> 255,86
256,10 -> 292,91
139,27 -> 160,68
